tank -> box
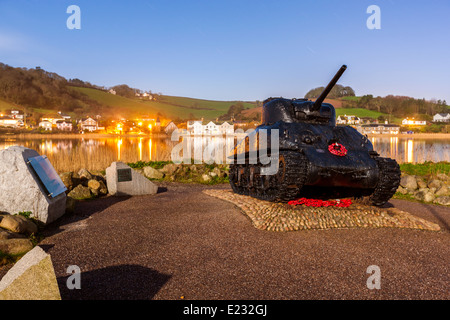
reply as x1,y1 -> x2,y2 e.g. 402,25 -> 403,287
229,65 -> 401,206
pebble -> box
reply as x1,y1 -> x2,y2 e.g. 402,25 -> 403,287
203,189 -> 441,232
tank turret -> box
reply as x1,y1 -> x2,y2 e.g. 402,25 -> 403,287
229,65 -> 401,206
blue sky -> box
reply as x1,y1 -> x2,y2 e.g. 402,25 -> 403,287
0,0 -> 449,102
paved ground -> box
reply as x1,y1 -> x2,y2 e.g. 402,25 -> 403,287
18,183 -> 450,299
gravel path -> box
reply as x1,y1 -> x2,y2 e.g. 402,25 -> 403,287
20,183 -> 450,299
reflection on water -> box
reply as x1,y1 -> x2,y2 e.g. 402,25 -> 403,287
0,135 -> 449,172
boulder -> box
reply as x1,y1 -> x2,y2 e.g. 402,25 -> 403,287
414,190 -> 435,203
202,174 -> 211,182
160,163 -> 178,175
434,196 -> 450,206
87,179 -> 101,191
396,186 -> 408,195
0,229 -> 26,240
0,246 -> 61,300
416,177 -> 428,189
400,175 -> 418,191
428,179 -> 442,190
59,172 -> 74,191
77,168 -> 93,180
0,238 -> 34,255
435,185 -> 449,197
0,214 -> 38,235
98,180 -> 108,195
0,146 -> 67,225
436,173 -> 449,181
67,184 -> 92,200
143,166 -> 164,180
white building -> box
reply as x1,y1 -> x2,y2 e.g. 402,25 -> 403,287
402,118 -> 426,126
336,115 -> 361,125
56,120 -> 73,131
433,113 -> 450,122
357,124 -> 400,135
79,117 -> 99,132
187,120 -> 235,135
39,120 -> 53,131
164,121 -> 178,134
0,118 -> 23,128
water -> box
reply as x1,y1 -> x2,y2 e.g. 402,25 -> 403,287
0,135 -> 449,172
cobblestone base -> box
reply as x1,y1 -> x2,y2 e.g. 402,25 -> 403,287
203,190 -> 441,232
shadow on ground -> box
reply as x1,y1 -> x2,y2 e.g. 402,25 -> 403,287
43,195 -> 132,237
58,264 -> 171,300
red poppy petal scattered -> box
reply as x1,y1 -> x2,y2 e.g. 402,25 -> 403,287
288,198 -> 352,207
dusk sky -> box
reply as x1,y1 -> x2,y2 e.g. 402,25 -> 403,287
0,0 -> 449,102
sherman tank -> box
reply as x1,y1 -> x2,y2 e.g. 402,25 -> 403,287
229,65 -> 401,206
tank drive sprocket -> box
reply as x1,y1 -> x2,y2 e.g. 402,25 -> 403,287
369,156 -> 401,206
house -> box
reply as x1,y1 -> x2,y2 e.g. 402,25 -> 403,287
79,117 -> 98,132
10,110 -> 24,120
39,120 -> 53,131
56,120 -> 73,131
220,122 -> 234,135
402,118 -> 426,126
108,89 -> 116,95
357,124 -> 400,135
164,121 -> 178,134
41,113 -> 65,125
433,113 -> 450,122
336,115 -> 361,125
186,120 -> 235,135
58,111 -> 71,120
0,117 -> 22,128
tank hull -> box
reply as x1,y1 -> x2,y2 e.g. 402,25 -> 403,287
229,121 -> 401,206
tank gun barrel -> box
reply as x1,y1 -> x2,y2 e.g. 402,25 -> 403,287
312,65 -> 347,110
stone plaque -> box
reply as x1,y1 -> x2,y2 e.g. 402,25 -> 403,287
106,162 -> 158,196
117,168 -> 132,182
0,146 -> 67,224
28,155 -> 67,198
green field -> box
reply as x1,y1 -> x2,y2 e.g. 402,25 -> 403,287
335,108 -> 401,123
71,87 -> 255,120
0,99 -> 20,113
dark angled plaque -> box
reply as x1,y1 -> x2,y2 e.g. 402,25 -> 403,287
117,168 -> 132,182
28,155 -> 67,198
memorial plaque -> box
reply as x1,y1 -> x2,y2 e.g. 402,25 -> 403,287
28,156 -> 67,198
117,168 -> 132,182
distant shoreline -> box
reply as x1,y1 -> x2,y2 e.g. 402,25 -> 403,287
366,133 -> 450,139
0,132 -> 449,140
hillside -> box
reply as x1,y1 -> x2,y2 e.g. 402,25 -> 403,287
0,63 -> 255,122
69,87 -> 255,121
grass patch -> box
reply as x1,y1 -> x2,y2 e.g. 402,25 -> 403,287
127,160 -> 172,170
400,162 -> 450,176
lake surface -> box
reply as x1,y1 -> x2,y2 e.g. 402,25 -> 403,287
0,135 -> 449,172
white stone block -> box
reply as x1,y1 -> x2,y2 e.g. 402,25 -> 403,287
106,162 -> 158,196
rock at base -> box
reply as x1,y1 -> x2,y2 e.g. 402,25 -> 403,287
0,238 -> 33,255
106,162 -> 158,196
143,166 -> 164,179
0,246 -> 61,300
434,196 -> 450,206
0,214 -> 38,235
400,175 -> 418,191
67,184 -> 92,200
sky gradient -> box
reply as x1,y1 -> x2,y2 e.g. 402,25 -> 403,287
0,0 -> 449,102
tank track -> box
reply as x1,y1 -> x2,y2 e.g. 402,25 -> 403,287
369,156 -> 401,206
229,150 -> 308,202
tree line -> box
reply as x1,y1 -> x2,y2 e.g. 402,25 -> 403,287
342,94 -> 449,120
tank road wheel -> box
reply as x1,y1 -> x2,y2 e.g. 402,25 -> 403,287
254,150 -> 308,202
369,157 -> 401,206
